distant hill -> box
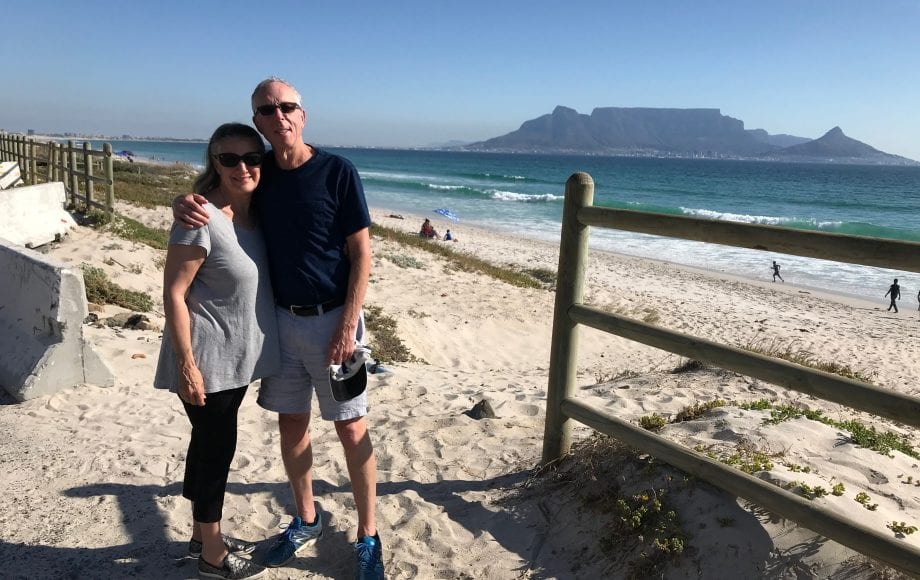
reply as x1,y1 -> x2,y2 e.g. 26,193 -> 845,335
463,107 -> 916,165
763,126 -> 916,165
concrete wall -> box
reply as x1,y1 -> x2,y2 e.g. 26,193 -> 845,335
0,237 -> 114,401
0,181 -> 77,248
0,161 -> 23,189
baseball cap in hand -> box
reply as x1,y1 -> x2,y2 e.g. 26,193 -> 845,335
329,344 -> 372,402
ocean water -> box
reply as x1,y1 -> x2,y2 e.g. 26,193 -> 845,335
92,140 -> 920,303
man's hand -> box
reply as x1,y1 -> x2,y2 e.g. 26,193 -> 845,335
327,327 -> 357,366
172,193 -> 210,229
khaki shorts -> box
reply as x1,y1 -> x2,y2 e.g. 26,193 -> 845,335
257,306 -> 367,421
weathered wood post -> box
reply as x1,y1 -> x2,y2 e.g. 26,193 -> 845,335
27,138 -> 36,184
67,140 -> 79,205
46,141 -> 56,182
103,143 -> 114,213
542,172 -> 594,464
83,142 -> 94,205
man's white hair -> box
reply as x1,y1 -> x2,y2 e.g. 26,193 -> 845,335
251,77 -> 303,112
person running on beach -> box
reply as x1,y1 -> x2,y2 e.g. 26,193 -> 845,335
885,278 -> 901,312
771,260 -> 784,283
155,123 -> 278,580
173,78 -> 384,579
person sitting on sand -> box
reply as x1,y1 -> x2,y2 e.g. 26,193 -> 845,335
885,278 -> 901,312
443,229 -> 454,241
154,123 -> 279,580
420,218 -> 439,239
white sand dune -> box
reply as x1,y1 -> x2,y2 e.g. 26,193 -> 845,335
0,203 -> 917,579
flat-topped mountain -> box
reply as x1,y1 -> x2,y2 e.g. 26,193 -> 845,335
463,107 -> 916,165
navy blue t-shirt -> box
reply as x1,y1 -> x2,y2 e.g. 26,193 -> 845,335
255,147 -> 371,307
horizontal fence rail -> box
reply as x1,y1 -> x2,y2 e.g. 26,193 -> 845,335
0,133 -> 114,213
542,172 -> 920,577
569,303 -> 920,428
578,205 -> 920,273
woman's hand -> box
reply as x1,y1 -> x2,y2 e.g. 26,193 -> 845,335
178,363 -> 206,406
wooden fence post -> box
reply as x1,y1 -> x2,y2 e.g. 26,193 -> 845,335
46,141 -> 55,182
83,142 -> 94,205
68,140 -> 79,206
27,138 -> 36,184
541,172 -> 594,464
103,143 -> 114,213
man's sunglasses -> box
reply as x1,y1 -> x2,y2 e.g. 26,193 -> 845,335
254,102 -> 301,116
213,152 -> 264,168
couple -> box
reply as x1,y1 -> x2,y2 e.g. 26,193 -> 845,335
153,78 -> 383,580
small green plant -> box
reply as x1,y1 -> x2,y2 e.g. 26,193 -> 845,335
740,339 -> 877,383
742,401 -> 918,460
799,483 -> 814,499
371,222 -> 541,289
812,486 -> 828,498
363,304 -> 420,364
521,267 -> 556,287
831,483 -> 846,496
673,400 -> 726,423
715,445 -> 774,474
887,521 -> 918,536
107,215 -> 169,250
382,252 -> 425,269
671,359 -> 705,374
740,399 -> 772,411
854,492 -> 878,511
639,414 -> 667,432
81,265 -> 153,312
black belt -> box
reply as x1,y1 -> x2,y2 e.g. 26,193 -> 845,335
282,296 -> 346,317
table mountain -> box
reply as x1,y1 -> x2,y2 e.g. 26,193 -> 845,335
463,106 -> 915,164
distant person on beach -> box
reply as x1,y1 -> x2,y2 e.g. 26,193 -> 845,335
420,218 -> 439,239
885,278 -> 901,312
154,123 -> 278,580
173,78 -> 384,578
443,228 -> 454,241
771,261 -> 784,283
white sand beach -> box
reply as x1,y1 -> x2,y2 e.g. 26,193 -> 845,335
1,202 -> 918,579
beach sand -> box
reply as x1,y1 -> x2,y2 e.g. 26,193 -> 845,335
0,203 -> 918,579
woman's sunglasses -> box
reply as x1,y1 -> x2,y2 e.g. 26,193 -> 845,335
213,152 -> 264,168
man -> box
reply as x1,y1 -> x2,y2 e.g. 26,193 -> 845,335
771,260 -> 784,283
885,278 -> 901,313
175,77 -> 383,579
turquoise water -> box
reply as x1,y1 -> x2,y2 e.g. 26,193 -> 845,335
92,140 -> 920,302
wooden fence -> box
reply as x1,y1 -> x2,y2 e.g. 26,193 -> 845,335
542,172 -> 920,576
0,133 -> 114,212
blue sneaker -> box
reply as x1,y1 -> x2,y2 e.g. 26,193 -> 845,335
354,534 -> 385,580
263,513 -> 323,568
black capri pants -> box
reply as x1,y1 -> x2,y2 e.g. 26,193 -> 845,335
181,386 -> 248,523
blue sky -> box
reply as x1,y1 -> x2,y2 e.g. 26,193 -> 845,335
2,0 -> 919,159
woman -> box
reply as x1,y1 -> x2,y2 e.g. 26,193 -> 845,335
154,123 -> 279,579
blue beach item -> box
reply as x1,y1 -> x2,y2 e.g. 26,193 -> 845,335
433,207 -> 460,221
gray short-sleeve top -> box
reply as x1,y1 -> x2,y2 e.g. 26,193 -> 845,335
154,203 -> 280,393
